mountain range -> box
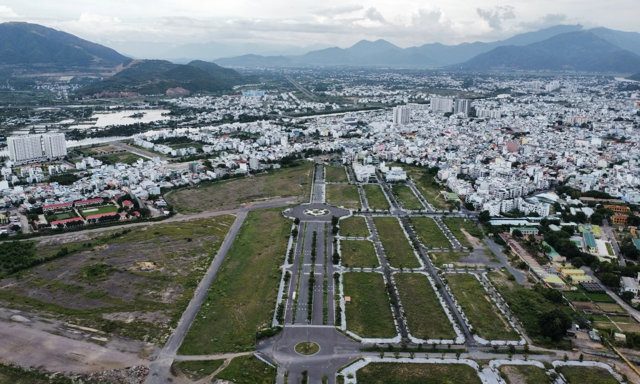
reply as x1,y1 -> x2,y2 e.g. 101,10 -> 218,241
215,25 -> 640,73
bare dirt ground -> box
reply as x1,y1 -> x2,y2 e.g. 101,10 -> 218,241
461,227 -> 483,249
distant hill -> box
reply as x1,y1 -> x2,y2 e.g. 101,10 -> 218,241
629,73 -> 640,81
455,31 -> 640,73
215,25 -> 584,68
77,60 -> 245,97
0,22 -> 128,69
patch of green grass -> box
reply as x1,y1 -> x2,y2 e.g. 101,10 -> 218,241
80,205 -> 118,218
172,360 -> 224,381
98,152 -> 143,165
392,185 -> 423,210
325,165 -> 348,183
356,363 -> 481,384
0,363 -> 74,384
398,164 -> 452,210
78,263 -> 117,281
499,364 -> 551,384
446,273 -> 519,340
214,355 -> 276,384
429,252 -> 470,267
51,211 -> 78,221
339,216 -> 369,237
442,217 -> 483,249
340,240 -> 379,268
556,366 -> 618,384
586,292 -> 615,303
343,272 -> 397,339
165,163 -> 312,213
364,184 -> 390,210
410,217 -> 451,248
373,217 -> 420,268
326,184 -> 361,210
395,273 -> 456,340
179,209 -> 290,354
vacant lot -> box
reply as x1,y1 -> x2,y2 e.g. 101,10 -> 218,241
556,366 -> 618,384
499,365 -> 551,384
179,209 -> 290,354
340,240 -> 379,268
392,185 -> 423,210
0,216 -> 234,343
395,273 -> 456,340
326,184 -> 361,210
373,217 -> 421,268
446,273 -> 519,340
410,217 -> 451,248
339,216 -> 369,238
166,163 -> 312,213
356,363 -> 481,384
79,205 -> 118,218
429,251 -> 470,267
364,184 -> 390,210
172,360 -> 224,381
325,165 -> 348,183
343,272 -> 397,339
442,217 -> 483,249
399,165 -> 452,210
214,355 -> 276,384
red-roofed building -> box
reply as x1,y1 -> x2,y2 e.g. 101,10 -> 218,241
43,202 -> 73,212
74,198 -> 104,208
50,217 -> 84,227
122,200 -> 134,208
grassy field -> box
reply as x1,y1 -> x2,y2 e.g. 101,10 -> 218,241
51,211 -> 78,221
499,365 -> 551,384
165,163 -> 312,213
179,209 -> 290,354
429,252 -> 470,267
0,363 -> 75,384
98,152 -> 143,165
364,184 -> 390,210
214,355 -> 276,384
339,216 -> 369,237
410,217 -> 451,248
373,217 -> 421,268
340,240 -> 379,268
556,366 -> 618,384
325,165 -> 348,183
356,363 -> 481,384
399,165 -> 452,210
343,272 -> 397,339
446,273 -> 519,340
0,216 -> 234,344
395,273 -> 456,340
442,217 -> 483,249
80,205 -> 118,217
172,360 -> 224,381
326,184 -> 361,210
392,185 -> 423,210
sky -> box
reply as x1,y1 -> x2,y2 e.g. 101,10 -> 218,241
1,0 -> 639,58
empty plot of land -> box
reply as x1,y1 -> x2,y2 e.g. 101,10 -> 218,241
429,251 -> 470,267
364,184 -> 390,210
499,364 -> 551,384
394,273 -> 456,340
165,163 -> 312,213
179,209 -> 290,354
340,240 -> 379,268
442,217 -> 484,249
356,363 -> 481,384
446,273 -> 519,341
343,272 -> 397,339
339,216 -> 369,238
373,217 -> 421,269
213,355 -> 276,384
326,184 -> 361,210
0,216 -> 234,343
556,366 -> 618,384
392,185 -> 423,210
410,217 -> 451,248
325,165 -> 348,183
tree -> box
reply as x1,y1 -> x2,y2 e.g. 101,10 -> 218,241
478,210 -> 491,223
538,309 -> 571,341
600,272 -> 620,288
512,229 -> 523,238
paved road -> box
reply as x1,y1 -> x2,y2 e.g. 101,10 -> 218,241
582,267 -> 640,323
485,237 -> 527,285
146,207 -> 250,384
602,220 -> 625,266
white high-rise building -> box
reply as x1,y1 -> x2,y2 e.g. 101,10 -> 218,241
8,135 -> 44,163
430,97 -> 454,113
392,106 -> 410,125
454,99 -> 471,116
7,133 -> 67,163
42,133 -> 67,159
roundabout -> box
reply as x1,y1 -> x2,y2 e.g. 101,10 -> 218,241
303,208 -> 330,217
294,341 -> 320,356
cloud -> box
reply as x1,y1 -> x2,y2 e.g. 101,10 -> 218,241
313,5 -> 363,17
476,5 -> 515,30
364,7 -> 386,24
520,13 -> 570,30
0,5 -> 18,19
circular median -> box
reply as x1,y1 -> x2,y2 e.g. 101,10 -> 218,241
294,341 -> 320,356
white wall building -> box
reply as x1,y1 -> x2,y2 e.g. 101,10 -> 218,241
392,106 -> 410,125
42,133 -> 67,159
8,135 -> 45,163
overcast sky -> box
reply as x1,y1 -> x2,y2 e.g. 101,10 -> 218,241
1,0 -> 639,50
